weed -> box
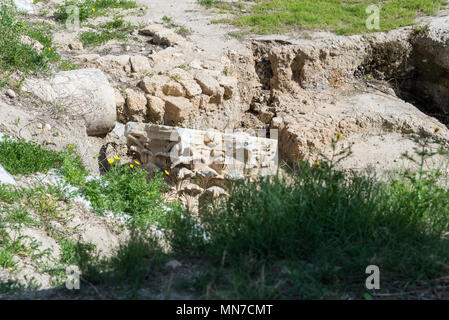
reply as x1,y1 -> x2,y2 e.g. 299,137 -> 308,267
161,15 -> 173,25
169,74 -> 181,83
228,31 -> 244,39
0,3 -> 59,74
57,60 -> 78,71
198,0 -> 220,8
0,137 -> 86,183
175,26 -> 191,37
60,239 -> 96,265
79,17 -> 134,47
68,230 -> 166,292
82,158 -> 181,227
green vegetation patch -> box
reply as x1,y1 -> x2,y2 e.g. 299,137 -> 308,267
165,133 -> 449,298
55,0 -> 138,24
206,0 -> 447,35
82,159 -> 178,227
0,185 -> 64,270
79,17 -> 134,47
0,136 -> 85,182
0,3 -> 59,74
0,137 -> 180,228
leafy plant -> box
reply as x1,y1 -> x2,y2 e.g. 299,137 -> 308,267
79,17 -> 134,47
0,137 -> 86,185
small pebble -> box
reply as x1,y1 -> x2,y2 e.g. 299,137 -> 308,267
6,89 -> 16,99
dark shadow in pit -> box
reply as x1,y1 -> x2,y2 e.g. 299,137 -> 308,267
356,36 -> 449,127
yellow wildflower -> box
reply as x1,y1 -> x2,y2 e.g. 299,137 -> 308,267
114,156 -> 121,160
92,8 -> 95,11
135,161 -> 141,165
68,144 -> 73,148
164,170 -> 170,175
129,164 -> 134,168
435,127 -> 440,133
313,161 -> 321,167
336,133 -> 343,140
108,159 -> 114,164
48,47 -> 51,51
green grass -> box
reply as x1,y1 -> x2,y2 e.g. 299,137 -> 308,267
163,134 -> 449,298
55,0 -> 138,24
60,239 -> 96,265
79,17 -> 134,47
74,230 -> 167,292
0,136 -> 180,228
0,137 -> 182,296
0,229 -> 28,269
57,60 -> 78,71
206,0 -> 447,35
0,136 -> 86,183
0,185 -> 53,269
82,159 -> 179,227
0,3 -> 59,74
175,26 -> 192,37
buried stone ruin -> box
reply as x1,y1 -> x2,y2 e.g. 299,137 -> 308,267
125,123 -> 279,182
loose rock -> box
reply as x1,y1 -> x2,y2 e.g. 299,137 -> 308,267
130,55 -> 152,73
194,72 -> 220,96
23,68 -> 117,136
125,88 -> 147,122
0,164 -> 16,185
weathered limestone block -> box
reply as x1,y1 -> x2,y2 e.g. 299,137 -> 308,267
97,55 -> 130,69
130,55 -> 152,73
146,95 -> 165,123
139,24 -> 186,47
168,68 -> 202,97
23,68 -> 116,136
218,75 -> 238,100
125,124 -> 278,180
139,75 -> 170,96
125,88 -> 147,122
162,82 -> 185,96
163,96 -> 193,125
194,72 -> 221,96
114,88 -> 126,122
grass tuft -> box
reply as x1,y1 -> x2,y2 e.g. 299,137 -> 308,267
79,17 -> 134,47
0,2 -> 59,74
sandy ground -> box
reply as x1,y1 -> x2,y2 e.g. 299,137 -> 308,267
138,0 -> 251,55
